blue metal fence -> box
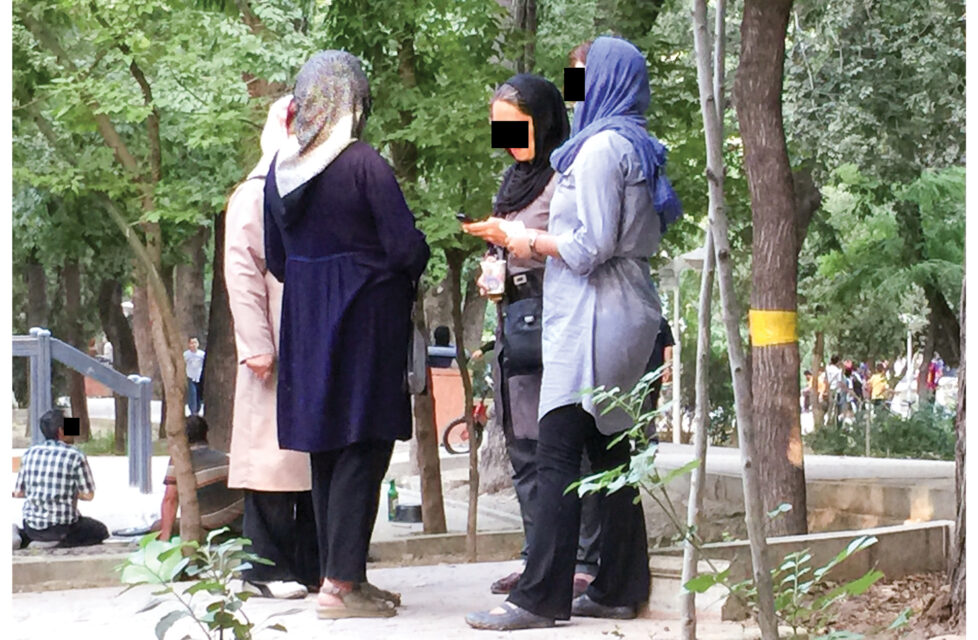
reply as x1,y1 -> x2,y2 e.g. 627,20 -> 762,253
13,327 -> 154,493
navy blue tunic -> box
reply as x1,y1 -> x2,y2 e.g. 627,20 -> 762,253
264,141 -> 430,452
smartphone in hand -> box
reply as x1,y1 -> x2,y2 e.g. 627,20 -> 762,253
456,212 -> 474,223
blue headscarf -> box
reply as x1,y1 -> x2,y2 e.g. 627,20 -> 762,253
550,37 -> 682,232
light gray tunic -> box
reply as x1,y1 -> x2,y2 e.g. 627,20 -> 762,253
540,130 -> 663,434
495,175 -> 555,441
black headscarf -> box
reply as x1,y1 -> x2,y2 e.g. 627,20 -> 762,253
492,74 -> 570,215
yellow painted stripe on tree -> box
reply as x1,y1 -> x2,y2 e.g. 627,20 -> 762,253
749,309 -> 798,347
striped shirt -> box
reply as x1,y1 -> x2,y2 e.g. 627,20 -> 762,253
15,440 -> 95,530
164,444 -> 244,530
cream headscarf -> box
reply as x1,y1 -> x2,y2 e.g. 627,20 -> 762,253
273,50 -> 371,198
247,94 -> 293,181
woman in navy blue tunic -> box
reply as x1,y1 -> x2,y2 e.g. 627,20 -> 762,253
264,51 -> 429,618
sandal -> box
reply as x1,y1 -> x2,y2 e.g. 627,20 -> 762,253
465,601 -> 555,630
360,581 -> 401,607
317,582 -> 397,619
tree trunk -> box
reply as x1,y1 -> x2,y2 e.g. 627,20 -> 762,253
479,408 -> 510,493
26,252 -> 48,329
62,261 -> 92,442
447,249 -> 479,561
424,275 -> 488,354
392,33 -> 447,534
594,0 -> 667,41
811,331 -> 824,431
916,311 -> 937,398
139,221 -> 202,544
98,278 -> 140,454
949,276 -> 965,626
512,0 -> 536,73
131,281 -> 159,383
413,286 -> 447,534
893,199 -> 961,368
736,0 -> 807,538
682,4 -> 723,637
173,225 -> 209,344
702,0 -> 778,635
202,211 -> 236,452
462,277 -> 489,353
682,230 -> 717,640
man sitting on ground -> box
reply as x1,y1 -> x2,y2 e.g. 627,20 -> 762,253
157,416 -> 245,540
12,409 -> 109,548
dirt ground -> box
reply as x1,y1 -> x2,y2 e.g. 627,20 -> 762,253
818,572 -> 962,639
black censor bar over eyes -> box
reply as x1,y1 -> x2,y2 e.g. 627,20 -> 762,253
491,121 -> 529,149
564,67 -> 585,102
63,417 -> 81,437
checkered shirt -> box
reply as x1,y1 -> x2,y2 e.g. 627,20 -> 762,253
14,439 -> 95,530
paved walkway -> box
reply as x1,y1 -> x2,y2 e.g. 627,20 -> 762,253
11,559 -> 775,639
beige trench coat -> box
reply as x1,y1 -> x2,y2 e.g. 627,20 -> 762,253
224,176 -> 312,491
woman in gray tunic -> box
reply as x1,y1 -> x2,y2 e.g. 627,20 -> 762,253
466,75 -> 603,598
466,36 -> 683,630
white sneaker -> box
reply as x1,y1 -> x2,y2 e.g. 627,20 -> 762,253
240,579 -> 308,599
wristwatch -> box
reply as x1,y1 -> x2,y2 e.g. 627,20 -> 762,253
527,229 -> 541,258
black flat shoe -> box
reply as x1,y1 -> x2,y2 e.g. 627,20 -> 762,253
465,601 -> 556,630
571,593 -> 637,619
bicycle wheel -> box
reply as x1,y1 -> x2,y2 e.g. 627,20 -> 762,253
443,417 -> 471,454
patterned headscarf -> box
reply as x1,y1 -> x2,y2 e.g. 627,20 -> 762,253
274,51 -> 371,198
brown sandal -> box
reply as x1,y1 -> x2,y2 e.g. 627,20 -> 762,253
317,583 -> 397,619
360,581 -> 401,607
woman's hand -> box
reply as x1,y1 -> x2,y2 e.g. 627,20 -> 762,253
476,272 -> 503,303
462,217 -> 507,246
506,230 -> 533,259
245,353 -> 274,381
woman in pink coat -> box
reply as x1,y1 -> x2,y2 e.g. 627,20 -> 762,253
224,96 -> 319,599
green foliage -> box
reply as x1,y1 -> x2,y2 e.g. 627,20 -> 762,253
798,164 -> 963,361
806,401 -> 955,460
118,528 -> 299,640
786,0 -> 965,364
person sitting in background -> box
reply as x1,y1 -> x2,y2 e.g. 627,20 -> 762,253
157,416 -> 245,540
428,325 -> 457,368
13,409 -> 109,548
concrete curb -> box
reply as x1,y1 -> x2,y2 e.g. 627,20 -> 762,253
13,530 -> 527,593
14,521 -> 951,595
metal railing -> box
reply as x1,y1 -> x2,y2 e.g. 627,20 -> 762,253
13,327 -> 154,493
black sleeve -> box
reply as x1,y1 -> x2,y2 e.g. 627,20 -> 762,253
662,319 -> 676,348
480,340 -> 496,353
263,170 -> 286,283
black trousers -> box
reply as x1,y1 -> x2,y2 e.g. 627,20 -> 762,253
242,490 -> 319,586
23,515 -> 108,548
508,405 -> 650,620
310,440 -> 394,583
506,437 -> 601,574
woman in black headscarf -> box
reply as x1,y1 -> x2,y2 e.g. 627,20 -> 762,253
465,74 -> 604,596
264,50 -> 429,619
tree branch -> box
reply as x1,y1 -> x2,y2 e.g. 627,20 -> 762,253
793,165 -> 821,255
19,11 -> 144,177
88,2 -> 162,184
233,0 -> 267,36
